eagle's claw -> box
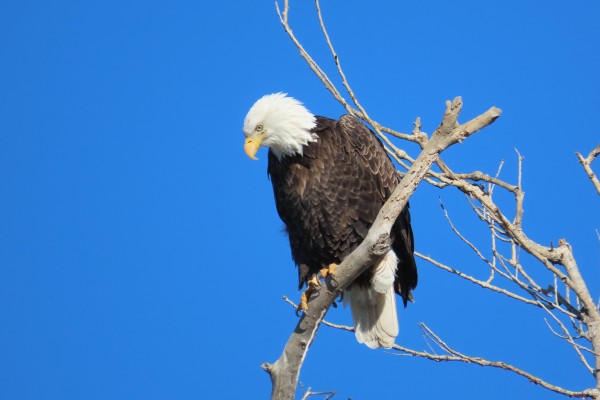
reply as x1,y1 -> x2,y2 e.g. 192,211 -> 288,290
319,263 -> 338,279
296,275 -> 321,315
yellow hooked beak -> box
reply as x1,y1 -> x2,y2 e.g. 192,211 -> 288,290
244,133 -> 264,160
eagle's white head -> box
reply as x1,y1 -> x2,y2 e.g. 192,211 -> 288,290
243,93 -> 317,160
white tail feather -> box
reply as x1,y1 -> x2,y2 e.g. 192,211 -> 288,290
344,250 -> 399,348
345,284 -> 399,349
370,250 -> 398,293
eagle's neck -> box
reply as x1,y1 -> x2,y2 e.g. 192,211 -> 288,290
261,108 -> 317,160
269,128 -> 318,160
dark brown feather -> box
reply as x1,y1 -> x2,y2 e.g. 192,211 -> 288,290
267,115 -> 418,307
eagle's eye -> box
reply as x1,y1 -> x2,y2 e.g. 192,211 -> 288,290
255,124 -> 264,132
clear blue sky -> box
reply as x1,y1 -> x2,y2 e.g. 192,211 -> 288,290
1,1 -> 599,399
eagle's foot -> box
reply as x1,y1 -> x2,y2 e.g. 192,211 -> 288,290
319,263 -> 338,279
296,276 -> 320,315
297,291 -> 309,315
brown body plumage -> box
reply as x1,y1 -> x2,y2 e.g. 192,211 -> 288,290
267,115 -> 417,307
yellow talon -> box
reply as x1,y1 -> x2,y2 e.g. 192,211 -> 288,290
328,263 -> 338,277
308,275 -> 320,287
298,291 -> 309,313
297,275 -> 321,314
320,263 -> 338,278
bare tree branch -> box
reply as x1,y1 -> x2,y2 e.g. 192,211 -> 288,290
415,251 -> 541,308
299,382 -> 337,400
576,145 -> 600,196
390,323 -> 597,399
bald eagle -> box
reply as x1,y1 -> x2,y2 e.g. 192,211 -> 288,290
243,93 -> 417,349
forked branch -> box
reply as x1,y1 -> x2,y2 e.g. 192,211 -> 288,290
576,145 -> 600,196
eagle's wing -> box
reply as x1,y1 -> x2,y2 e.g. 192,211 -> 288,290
336,115 -> 418,306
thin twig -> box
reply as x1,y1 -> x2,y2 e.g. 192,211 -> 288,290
415,252 -> 541,307
540,302 -> 595,374
514,149 -> 525,229
300,384 -> 337,400
439,197 -> 492,266
388,323 -> 596,399
313,0 -> 418,158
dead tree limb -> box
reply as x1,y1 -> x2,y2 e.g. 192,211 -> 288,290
576,145 -> 600,196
